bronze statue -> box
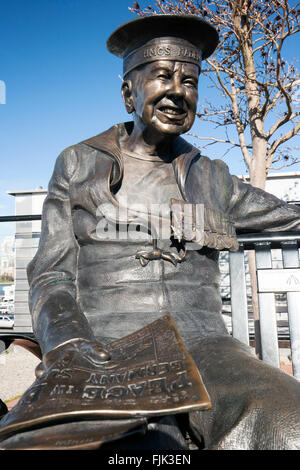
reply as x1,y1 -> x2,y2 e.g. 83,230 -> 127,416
1,14 -> 300,450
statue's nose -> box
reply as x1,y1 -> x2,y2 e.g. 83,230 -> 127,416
167,77 -> 184,99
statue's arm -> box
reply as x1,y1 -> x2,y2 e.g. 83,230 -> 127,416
229,175 -> 300,234
26,147 -> 107,362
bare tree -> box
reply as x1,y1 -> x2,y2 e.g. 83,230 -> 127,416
130,0 -> 300,190
129,0 -> 300,357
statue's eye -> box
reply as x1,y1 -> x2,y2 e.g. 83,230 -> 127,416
183,78 -> 198,88
157,71 -> 171,80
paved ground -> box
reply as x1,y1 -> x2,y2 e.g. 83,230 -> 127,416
0,344 -> 40,407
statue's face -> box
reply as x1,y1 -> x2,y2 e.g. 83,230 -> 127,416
129,60 -> 199,137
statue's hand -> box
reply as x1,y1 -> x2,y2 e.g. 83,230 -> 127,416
77,339 -> 111,364
36,338 -> 111,378
136,247 -> 186,267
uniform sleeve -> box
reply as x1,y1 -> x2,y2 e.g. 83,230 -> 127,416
229,175 -> 300,234
27,147 -> 95,355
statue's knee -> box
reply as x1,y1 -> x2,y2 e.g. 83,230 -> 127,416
243,396 -> 300,449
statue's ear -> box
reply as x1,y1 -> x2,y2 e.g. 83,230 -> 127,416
121,80 -> 135,114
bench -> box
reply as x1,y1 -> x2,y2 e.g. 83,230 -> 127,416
228,232 -> 300,380
1,211 -> 300,380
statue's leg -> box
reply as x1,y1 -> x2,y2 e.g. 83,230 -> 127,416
188,335 -> 300,450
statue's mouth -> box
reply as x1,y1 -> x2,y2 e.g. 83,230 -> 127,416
157,105 -> 187,120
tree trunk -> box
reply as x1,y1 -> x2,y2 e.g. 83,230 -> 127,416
232,2 -> 268,357
248,139 -> 268,357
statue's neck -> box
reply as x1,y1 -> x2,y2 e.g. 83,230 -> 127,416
120,120 -> 175,163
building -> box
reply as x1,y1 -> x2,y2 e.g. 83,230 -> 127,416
2,284 -> 14,302
0,235 -> 15,280
246,171 -> 300,204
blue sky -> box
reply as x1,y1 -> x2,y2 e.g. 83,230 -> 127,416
0,0 -> 299,236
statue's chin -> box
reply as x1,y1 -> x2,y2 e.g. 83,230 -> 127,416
150,114 -> 195,138
145,121 -> 193,139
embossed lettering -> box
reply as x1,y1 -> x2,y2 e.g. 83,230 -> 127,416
148,377 -> 169,395
82,385 -> 106,400
85,372 -> 128,385
115,372 -> 127,384
106,386 -> 128,399
86,373 -> 99,385
128,367 -> 146,381
55,438 -> 94,447
158,362 -> 170,375
99,375 -> 110,385
146,364 -> 158,376
129,381 -> 147,397
170,371 -> 192,392
170,360 -> 184,371
50,384 -> 67,396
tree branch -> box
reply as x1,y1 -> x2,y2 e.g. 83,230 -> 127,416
185,133 -> 252,149
268,121 -> 300,167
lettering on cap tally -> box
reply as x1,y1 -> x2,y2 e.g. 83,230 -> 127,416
123,39 -> 202,76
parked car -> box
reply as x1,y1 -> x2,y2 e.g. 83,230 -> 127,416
0,315 -> 14,329
0,300 -> 14,314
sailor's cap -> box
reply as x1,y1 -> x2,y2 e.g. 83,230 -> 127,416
106,14 -> 219,76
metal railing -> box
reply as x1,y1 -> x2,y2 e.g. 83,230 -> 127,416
0,215 -> 41,222
1,215 -> 300,378
229,232 -> 300,379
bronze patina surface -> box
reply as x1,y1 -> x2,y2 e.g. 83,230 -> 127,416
0,419 -> 148,450
0,315 -> 210,444
1,13 -> 300,450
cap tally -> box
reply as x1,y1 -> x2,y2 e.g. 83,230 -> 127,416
123,37 -> 202,76
107,14 -> 219,76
